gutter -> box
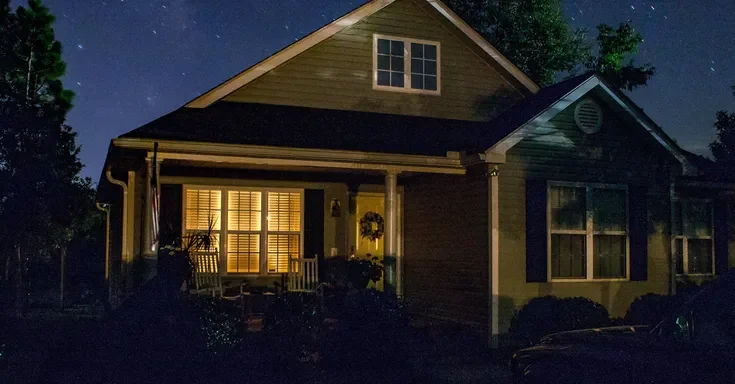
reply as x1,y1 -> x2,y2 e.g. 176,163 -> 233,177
105,168 -> 128,291
95,203 -> 112,303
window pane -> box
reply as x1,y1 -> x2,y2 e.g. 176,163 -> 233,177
377,39 -> 390,54
551,234 -> 586,278
377,70 -> 390,86
185,232 -> 219,252
377,54 -> 390,70
390,72 -> 404,87
391,56 -> 404,71
424,75 -> 437,91
593,189 -> 626,232
227,234 -> 259,273
689,239 -> 713,274
685,202 -> 712,237
411,58 -> 424,74
672,201 -> 682,236
267,234 -> 299,273
411,42 -> 423,58
594,235 -> 626,278
550,186 -> 585,230
228,191 -> 261,231
390,40 -> 404,56
424,44 -> 437,60
267,192 -> 301,232
425,60 -> 437,75
674,238 -> 684,274
185,189 -> 221,230
411,74 -> 423,89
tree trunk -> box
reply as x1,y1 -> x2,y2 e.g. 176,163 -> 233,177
25,49 -> 34,101
15,245 -> 24,317
59,247 -> 66,310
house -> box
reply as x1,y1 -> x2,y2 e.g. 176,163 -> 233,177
96,0 -> 734,346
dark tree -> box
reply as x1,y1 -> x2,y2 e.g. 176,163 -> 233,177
446,0 -> 655,89
0,0 -> 98,314
710,87 -> 735,171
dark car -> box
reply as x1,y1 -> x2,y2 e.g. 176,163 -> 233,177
511,271 -> 735,384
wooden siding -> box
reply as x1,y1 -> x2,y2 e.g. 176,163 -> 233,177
223,0 -> 522,121
497,92 -> 678,333
403,165 -> 489,326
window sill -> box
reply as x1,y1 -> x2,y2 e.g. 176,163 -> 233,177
549,278 -> 630,283
676,273 -> 714,278
372,84 -> 440,96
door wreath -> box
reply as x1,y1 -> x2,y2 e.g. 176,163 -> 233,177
359,211 -> 385,241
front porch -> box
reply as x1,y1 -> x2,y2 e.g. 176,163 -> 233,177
108,138 -> 466,299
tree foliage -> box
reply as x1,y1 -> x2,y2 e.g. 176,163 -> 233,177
0,0 -> 99,311
446,0 -> 655,89
710,87 -> 735,169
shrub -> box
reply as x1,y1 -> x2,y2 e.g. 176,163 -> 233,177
185,295 -> 245,354
263,292 -> 324,362
509,296 -> 610,345
323,256 -> 384,289
624,293 -> 685,327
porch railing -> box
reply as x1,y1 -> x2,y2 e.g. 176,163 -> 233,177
288,257 -> 319,292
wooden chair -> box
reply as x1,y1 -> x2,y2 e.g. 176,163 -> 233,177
287,257 -> 319,292
192,250 -> 223,297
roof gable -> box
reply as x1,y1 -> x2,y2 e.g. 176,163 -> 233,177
185,0 -> 538,109
483,73 -> 698,175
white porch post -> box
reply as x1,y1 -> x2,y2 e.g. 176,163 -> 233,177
384,169 -> 399,295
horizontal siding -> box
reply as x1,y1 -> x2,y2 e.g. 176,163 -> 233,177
224,0 -> 522,121
403,166 -> 489,327
497,94 -> 677,333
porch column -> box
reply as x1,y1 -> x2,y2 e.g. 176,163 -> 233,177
488,165 -> 500,348
144,158 -> 154,257
384,169 -> 399,295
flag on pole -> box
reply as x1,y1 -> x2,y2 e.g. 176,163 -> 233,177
150,142 -> 160,251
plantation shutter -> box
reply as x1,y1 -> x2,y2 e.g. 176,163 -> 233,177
266,192 -> 302,273
629,186 -> 648,281
227,191 -> 262,273
159,184 -> 182,248
304,190 -> 325,279
526,179 -> 548,282
714,198 -> 729,275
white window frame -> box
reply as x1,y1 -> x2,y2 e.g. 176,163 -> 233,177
672,198 -> 715,276
547,182 -> 630,282
372,34 -> 441,95
182,185 -> 305,276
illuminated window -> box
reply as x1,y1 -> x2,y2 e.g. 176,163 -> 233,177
548,183 -> 628,280
673,200 -> 713,275
374,34 -> 440,94
184,188 -> 221,249
183,186 -> 303,274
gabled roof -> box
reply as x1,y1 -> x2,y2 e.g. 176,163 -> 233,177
184,0 -> 539,109
483,72 -> 699,175
121,101 -> 488,157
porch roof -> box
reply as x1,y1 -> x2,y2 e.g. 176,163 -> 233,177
120,101 -> 491,157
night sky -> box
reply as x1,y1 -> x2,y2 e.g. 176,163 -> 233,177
11,0 -> 734,179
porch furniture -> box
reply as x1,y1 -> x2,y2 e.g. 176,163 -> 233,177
287,257 -> 319,292
192,250 -> 223,297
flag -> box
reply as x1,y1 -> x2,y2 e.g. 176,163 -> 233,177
150,142 -> 160,251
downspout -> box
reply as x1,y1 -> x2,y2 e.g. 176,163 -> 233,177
95,203 -> 111,301
106,169 -> 128,304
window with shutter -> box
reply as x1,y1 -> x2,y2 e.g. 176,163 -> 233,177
672,199 -> 714,275
183,186 -> 303,275
548,182 -> 629,281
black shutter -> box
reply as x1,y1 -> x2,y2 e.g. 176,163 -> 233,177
304,189 -> 325,278
526,180 -> 548,282
629,186 -> 648,281
715,199 -> 729,275
159,184 -> 183,248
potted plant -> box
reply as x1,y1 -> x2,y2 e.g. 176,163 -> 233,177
158,220 -> 215,297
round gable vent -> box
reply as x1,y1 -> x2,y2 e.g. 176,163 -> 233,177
574,99 -> 603,134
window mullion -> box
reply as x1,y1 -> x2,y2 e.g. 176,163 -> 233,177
404,40 -> 410,89
261,191 -> 268,276
221,189 -> 228,275
586,186 -> 594,280
683,237 -> 689,274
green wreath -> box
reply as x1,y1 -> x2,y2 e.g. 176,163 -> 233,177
359,211 -> 385,241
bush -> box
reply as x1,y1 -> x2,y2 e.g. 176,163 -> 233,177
509,296 -> 610,345
185,295 -> 245,354
624,293 -> 685,327
323,256 -> 384,289
263,292 -> 324,362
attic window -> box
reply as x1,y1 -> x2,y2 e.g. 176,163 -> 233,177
574,99 -> 603,134
373,34 -> 440,95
